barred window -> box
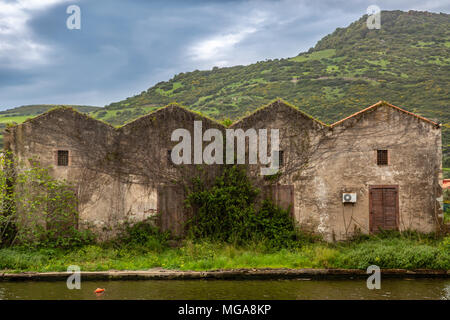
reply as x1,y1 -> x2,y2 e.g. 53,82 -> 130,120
377,150 -> 388,165
57,150 -> 69,166
167,149 -> 172,164
276,150 -> 284,167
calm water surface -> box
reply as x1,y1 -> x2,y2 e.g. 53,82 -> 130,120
0,279 -> 449,300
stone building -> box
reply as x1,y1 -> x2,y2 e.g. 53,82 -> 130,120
4,100 -> 444,241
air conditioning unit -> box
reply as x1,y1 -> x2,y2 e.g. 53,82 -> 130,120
342,193 -> 357,203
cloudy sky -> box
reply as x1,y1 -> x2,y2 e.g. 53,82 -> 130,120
0,0 -> 448,110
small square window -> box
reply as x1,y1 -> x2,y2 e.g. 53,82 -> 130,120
377,150 -> 388,165
57,150 -> 69,166
275,150 -> 284,167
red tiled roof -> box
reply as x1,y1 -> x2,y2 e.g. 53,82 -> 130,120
444,179 -> 450,189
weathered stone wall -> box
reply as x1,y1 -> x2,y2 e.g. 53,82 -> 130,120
4,106 -> 225,240
229,101 -> 442,241
4,101 -> 443,241
320,104 -> 442,240
229,101 -> 334,235
117,105 -> 225,236
4,108 -> 122,239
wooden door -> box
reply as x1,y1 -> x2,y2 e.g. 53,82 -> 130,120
264,184 -> 294,216
369,185 -> 399,233
157,185 -> 185,237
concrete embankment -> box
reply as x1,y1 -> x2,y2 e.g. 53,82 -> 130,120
1,268 -> 449,281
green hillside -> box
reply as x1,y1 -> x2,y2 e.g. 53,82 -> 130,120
102,10 -> 449,169
1,10 -> 448,172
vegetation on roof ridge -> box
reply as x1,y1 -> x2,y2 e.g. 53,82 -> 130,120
330,100 -> 440,127
1,10 -> 448,168
12,99 -> 439,132
230,98 -> 329,127
118,102 -> 225,128
21,106 -> 115,128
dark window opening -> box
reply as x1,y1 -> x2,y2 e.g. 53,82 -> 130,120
276,150 -> 284,167
377,150 -> 388,165
57,150 -> 69,166
167,149 -> 172,164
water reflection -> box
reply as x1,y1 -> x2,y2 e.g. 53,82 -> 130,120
0,278 -> 448,300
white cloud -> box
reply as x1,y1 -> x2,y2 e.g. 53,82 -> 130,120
0,0 -> 71,69
184,0 -> 340,68
186,9 -> 270,67
188,27 -> 257,65
184,0 -> 450,70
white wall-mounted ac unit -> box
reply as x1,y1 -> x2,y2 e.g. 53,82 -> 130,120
342,193 -> 357,203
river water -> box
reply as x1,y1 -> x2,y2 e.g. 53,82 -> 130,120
0,279 -> 449,300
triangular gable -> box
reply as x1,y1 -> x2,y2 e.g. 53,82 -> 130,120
19,106 -> 114,129
330,101 -> 440,128
230,99 -> 328,128
119,103 -> 225,130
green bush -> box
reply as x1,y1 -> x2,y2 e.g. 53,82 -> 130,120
0,248 -> 54,270
253,200 -> 298,249
113,218 -> 170,253
444,207 -> 450,224
0,153 -> 95,249
334,238 -> 450,269
440,236 -> 450,251
185,166 -> 299,248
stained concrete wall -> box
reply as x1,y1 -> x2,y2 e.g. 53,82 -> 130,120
4,101 -> 443,241
4,106 -> 225,240
3,108 -> 123,239
230,101 -> 442,241
320,104 -> 443,240
229,100 -> 333,236
117,105 -> 225,237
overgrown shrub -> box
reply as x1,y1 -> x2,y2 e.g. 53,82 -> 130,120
253,200 -> 298,249
334,238 -> 450,269
185,165 -> 299,248
347,229 -> 440,244
113,218 -> 170,252
444,207 -> 450,224
440,236 -> 450,251
0,153 -> 94,249
0,153 -> 16,247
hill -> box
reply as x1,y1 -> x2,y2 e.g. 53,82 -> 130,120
102,10 -> 449,169
0,104 -> 99,117
1,10 -> 448,173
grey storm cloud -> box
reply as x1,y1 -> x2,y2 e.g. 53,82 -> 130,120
0,0 -> 448,109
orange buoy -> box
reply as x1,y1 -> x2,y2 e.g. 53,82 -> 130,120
94,288 -> 105,293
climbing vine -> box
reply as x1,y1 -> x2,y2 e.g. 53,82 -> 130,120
0,153 -> 94,248
185,165 -> 298,248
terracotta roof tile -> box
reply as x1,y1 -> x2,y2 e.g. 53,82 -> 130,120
443,179 -> 450,189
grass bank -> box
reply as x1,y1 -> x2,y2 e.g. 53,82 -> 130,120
1,234 -> 449,273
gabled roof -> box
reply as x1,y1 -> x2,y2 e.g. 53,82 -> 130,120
20,106 -> 115,129
7,100 -> 441,133
119,103 -> 224,130
230,98 -> 328,128
330,101 -> 440,128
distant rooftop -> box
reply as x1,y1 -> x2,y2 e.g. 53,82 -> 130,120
444,179 -> 450,189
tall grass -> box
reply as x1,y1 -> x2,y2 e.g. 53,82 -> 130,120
0,234 -> 449,272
